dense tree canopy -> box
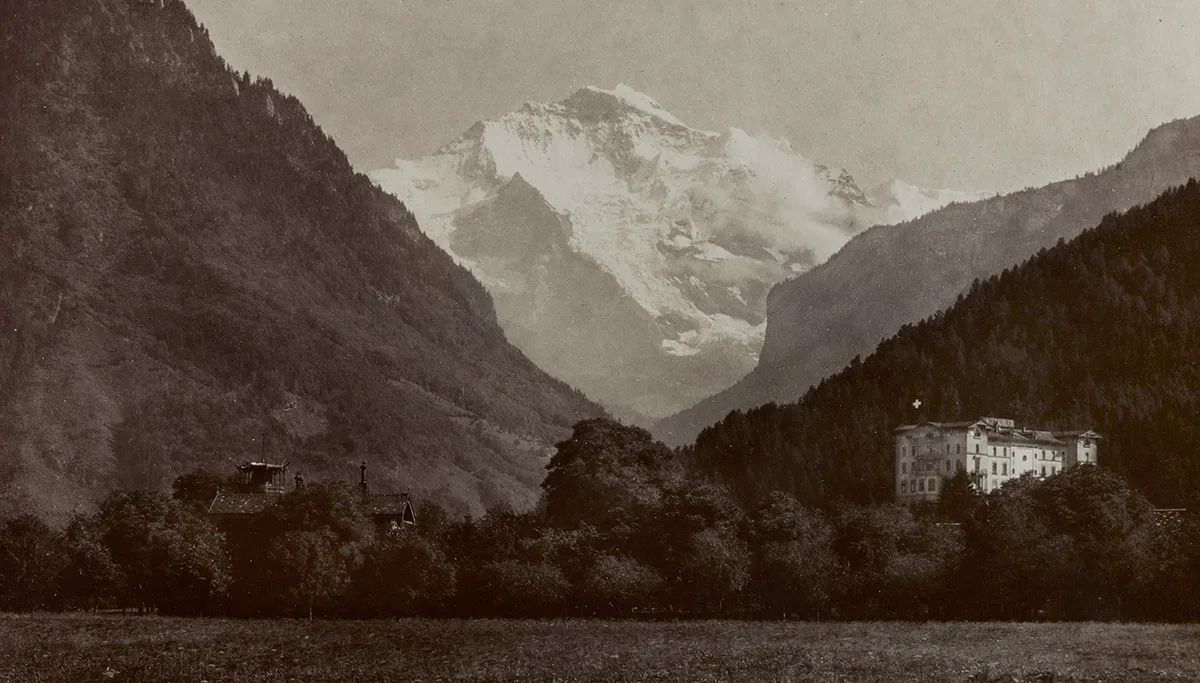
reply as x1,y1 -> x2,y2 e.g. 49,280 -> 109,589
82,491 -> 230,615
0,438 -> 1197,621
228,482 -> 369,618
542,419 -> 683,528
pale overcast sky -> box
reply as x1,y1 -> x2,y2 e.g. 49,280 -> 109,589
188,0 -> 1200,193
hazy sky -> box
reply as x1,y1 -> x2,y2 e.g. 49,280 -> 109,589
188,0 -> 1200,192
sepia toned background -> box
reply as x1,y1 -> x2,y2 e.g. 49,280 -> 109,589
188,0 -> 1200,191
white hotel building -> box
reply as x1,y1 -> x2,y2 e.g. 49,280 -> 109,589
893,417 -> 1099,505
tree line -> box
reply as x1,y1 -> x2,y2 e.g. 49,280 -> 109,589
1,419 -> 1198,621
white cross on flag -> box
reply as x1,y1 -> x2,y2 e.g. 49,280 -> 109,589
912,398 -> 922,410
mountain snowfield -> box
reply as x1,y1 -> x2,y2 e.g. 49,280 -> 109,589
371,84 -> 980,421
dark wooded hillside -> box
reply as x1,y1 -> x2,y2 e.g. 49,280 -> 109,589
0,0 -> 601,521
691,180 -> 1200,509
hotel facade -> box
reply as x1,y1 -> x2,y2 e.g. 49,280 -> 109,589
893,417 -> 1099,505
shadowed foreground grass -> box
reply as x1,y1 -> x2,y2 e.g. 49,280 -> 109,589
1,614 -> 1199,682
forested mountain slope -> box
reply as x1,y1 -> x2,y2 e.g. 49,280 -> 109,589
689,180 -> 1200,509
658,115 -> 1200,444
0,0 -> 601,522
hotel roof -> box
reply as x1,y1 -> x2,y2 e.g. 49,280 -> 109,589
895,418 -> 1098,443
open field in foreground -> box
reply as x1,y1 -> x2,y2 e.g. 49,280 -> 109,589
1,615 -> 1199,682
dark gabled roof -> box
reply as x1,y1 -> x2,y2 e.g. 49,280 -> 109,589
939,420 -> 985,429
207,489 -> 417,524
363,494 -> 408,515
366,493 -> 416,519
894,419 -> 983,433
988,431 -> 1065,446
364,494 -> 417,525
208,491 -> 281,516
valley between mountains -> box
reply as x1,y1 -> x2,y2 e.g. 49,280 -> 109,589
370,86 -> 988,423
6,0 -> 1200,526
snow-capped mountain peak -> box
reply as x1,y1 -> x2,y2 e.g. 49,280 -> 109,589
575,83 -> 691,129
369,87 -> 958,422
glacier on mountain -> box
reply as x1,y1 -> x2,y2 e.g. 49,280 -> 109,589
370,85 -> 979,421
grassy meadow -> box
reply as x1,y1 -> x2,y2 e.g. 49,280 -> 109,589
1,615 -> 1199,682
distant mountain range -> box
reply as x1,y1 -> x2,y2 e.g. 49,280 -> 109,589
655,114 -> 1200,445
371,85 -> 981,422
0,0 -> 602,522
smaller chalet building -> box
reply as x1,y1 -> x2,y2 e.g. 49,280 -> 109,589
208,461 -> 417,530
894,417 -> 1099,505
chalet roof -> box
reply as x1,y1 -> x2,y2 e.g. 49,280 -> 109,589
209,490 -> 416,521
208,491 -> 281,516
363,494 -> 412,515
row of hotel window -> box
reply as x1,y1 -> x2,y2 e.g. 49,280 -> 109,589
899,477 -> 1030,495
902,460 -> 962,474
901,444 -> 1063,460
900,460 -> 1059,476
901,478 -> 938,493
